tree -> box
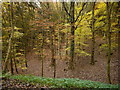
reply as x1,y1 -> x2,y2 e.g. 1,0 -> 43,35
2,2 -> 36,74
62,2 -> 86,70
118,2 -> 120,83
106,2 -> 112,84
90,2 -> 95,65
34,2 -> 62,77
118,1 -> 120,63
3,2 -> 14,74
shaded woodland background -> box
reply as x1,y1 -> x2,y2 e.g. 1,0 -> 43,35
2,1 -> 119,84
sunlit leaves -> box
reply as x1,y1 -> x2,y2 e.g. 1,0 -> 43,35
95,22 -> 105,28
76,49 -> 91,56
95,3 -> 106,16
14,31 -> 23,39
21,67 -> 27,70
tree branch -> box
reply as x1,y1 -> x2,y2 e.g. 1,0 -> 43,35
75,14 -> 84,30
62,2 -> 71,18
75,3 -> 86,22
109,2 -> 114,15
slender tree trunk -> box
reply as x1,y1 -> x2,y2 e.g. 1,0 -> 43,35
13,56 -> 18,74
106,2 -> 112,84
10,41 -> 14,74
66,30 -> 69,56
3,2 -> 14,73
58,28 -> 61,59
54,47 -> 56,78
41,29 -> 44,77
12,35 -> 18,74
41,54 -> 44,77
117,2 -> 120,83
91,2 -> 95,65
50,26 -> 56,78
64,6 -> 69,56
24,50 -> 28,68
50,27 -> 55,65
10,52 -> 14,74
53,59 -> 56,78
69,2 -> 75,70
24,40 -> 28,68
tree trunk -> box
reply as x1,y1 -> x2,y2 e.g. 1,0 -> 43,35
13,56 -> 18,74
62,2 -> 86,70
117,1 -> 120,83
24,51 -> 28,68
106,2 -> 112,84
53,59 -> 56,78
24,43 -> 28,68
54,47 -> 56,78
66,29 -> 69,56
41,54 -> 44,77
3,2 -> 14,73
50,26 -> 56,78
13,39 -> 18,74
58,28 -> 61,59
41,29 -> 44,77
69,2 -> 75,70
90,2 -> 95,65
10,53 -> 14,74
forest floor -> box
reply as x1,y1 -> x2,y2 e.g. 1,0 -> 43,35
2,78 -> 39,89
17,37 -> 119,84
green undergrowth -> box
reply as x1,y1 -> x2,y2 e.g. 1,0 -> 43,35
2,74 -> 118,88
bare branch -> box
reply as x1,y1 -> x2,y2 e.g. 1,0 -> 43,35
62,2 -> 71,18
75,14 -> 84,30
75,3 -> 86,22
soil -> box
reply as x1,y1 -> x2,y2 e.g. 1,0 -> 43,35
14,37 -> 119,84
